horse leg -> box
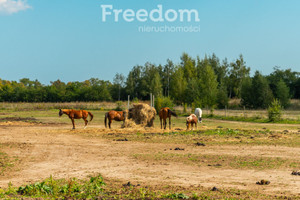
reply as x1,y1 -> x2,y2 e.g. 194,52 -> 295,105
71,118 -> 75,129
109,119 -> 112,129
195,122 -> 197,130
83,117 -> 88,129
169,116 -> 171,129
160,118 -> 162,129
192,123 -> 194,131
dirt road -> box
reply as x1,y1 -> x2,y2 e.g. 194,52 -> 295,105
0,124 -> 299,197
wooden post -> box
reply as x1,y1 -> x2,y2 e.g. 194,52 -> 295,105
150,93 -> 152,107
225,105 -> 227,117
243,106 -> 246,118
153,95 -> 155,108
128,95 -> 130,110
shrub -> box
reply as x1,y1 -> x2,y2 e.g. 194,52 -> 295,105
154,96 -> 174,113
132,97 -> 139,103
183,103 -> 187,114
115,101 -> 123,111
268,99 -> 282,122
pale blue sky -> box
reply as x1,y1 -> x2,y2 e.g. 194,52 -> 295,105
0,0 -> 299,84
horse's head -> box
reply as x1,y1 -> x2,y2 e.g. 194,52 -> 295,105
59,109 -> 63,117
198,117 -> 202,123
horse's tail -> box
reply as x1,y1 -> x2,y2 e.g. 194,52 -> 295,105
104,112 -> 108,128
168,109 -> 177,117
88,112 -> 94,122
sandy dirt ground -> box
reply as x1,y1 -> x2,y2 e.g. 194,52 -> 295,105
0,123 -> 299,197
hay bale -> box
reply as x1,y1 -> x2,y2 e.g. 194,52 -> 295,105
128,103 -> 156,127
121,119 -> 137,128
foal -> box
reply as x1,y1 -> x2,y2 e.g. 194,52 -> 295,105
186,114 -> 198,130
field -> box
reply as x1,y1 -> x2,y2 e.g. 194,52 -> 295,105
0,104 -> 299,199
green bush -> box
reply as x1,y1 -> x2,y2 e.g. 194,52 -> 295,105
183,103 -> 187,114
268,99 -> 282,122
16,175 -> 105,199
154,96 -> 174,113
115,101 -> 124,111
132,97 -> 139,103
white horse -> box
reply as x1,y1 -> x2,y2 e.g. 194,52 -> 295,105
194,108 -> 202,123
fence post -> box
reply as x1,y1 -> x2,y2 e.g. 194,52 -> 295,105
243,106 -> 246,118
128,95 -> 130,110
153,95 -> 155,108
225,105 -> 227,117
150,93 -> 152,107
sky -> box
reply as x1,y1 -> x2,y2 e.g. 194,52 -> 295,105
0,0 -> 300,84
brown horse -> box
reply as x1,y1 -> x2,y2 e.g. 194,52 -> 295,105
104,110 -> 127,129
186,114 -> 198,131
159,107 -> 177,129
59,109 -> 93,129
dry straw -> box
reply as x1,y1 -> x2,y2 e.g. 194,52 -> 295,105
122,103 -> 156,128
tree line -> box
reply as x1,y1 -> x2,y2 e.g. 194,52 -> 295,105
0,53 -> 299,109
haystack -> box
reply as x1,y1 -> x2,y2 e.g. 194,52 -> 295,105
121,118 -> 137,128
122,103 -> 156,128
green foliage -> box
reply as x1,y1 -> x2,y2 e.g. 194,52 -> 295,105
241,71 -> 273,109
267,67 -> 299,99
203,113 -> 299,124
115,101 -> 124,111
183,103 -> 188,113
15,175 -> 105,199
252,71 -> 274,108
268,99 -> 282,122
0,53 -> 299,109
0,152 -> 14,175
275,79 -> 290,108
132,97 -> 139,103
198,64 -> 218,109
155,96 -> 174,113
170,66 -> 187,104
163,192 -> 190,199
217,82 -> 229,108
228,55 -> 250,98
241,77 -> 253,108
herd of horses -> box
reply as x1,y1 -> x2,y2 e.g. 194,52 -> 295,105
59,107 -> 203,130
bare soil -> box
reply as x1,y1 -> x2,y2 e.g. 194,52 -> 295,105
0,123 -> 299,198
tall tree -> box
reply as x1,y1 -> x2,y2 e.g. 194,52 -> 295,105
113,73 -> 125,101
180,53 -> 196,81
170,66 -> 187,104
241,77 -> 253,108
251,71 -> 274,108
125,66 -> 142,99
275,79 -> 290,108
198,64 -> 218,109
228,55 -> 250,98
162,59 -> 175,97
267,67 -> 299,98
150,71 -> 163,97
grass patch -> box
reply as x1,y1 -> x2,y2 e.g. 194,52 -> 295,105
1,175 -> 106,199
0,175 -> 297,200
132,153 -> 299,170
99,128 -> 300,147
0,152 -> 14,175
203,114 -> 300,124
